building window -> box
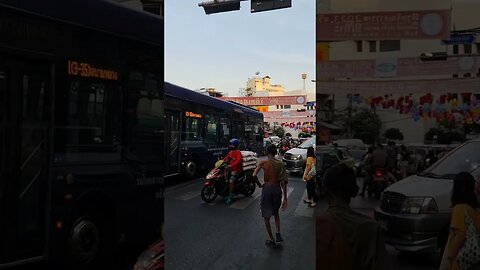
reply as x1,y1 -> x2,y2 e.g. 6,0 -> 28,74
276,105 -> 279,109
453,45 -> 459,55
355,40 -> 363,52
464,44 -> 472,54
284,105 -> 291,109
368,41 -> 376,52
379,40 -> 400,52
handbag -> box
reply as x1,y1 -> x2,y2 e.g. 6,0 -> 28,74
456,209 -> 480,270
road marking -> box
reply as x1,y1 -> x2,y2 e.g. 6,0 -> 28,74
229,186 -> 294,210
165,180 -> 203,195
293,190 -> 314,217
229,188 -> 262,210
176,191 -> 200,201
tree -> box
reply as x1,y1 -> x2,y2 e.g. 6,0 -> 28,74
384,128 -> 404,141
272,126 -> 285,138
349,109 -> 381,145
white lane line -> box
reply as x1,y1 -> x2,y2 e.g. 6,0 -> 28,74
230,188 -> 262,210
176,191 -> 200,201
293,189 -> 314,217
229,186 -> 294,210
165,180 -> 203,195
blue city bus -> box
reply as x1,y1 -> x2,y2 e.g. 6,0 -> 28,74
164,82 -> 264,178
0,0 -> 163,268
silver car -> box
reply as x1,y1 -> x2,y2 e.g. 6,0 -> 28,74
374,139 -> 480,253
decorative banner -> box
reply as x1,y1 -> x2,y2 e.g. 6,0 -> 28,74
316,10 -> 450,40
348,92 -> 480,124
266,117 -> 316,123
221,95 -> 307,106
316,56 -> 478,78
316,78 -> 480,95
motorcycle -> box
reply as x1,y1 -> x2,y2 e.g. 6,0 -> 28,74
368,168 -> 397,199
200,160 -> 256,203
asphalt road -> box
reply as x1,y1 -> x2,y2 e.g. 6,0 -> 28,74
165,168 -> 315,270
165,166 -> 441,270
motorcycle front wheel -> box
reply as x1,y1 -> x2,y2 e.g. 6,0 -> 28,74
201,185 -> 217,203
242,182 -> 256,197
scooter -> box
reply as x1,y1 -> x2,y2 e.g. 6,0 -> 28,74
369,168 -> 396,199
200,160 -> 256,203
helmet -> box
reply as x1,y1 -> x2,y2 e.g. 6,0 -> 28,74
229,138 -> 239,147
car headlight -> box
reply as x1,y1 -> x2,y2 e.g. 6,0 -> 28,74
401,197 -> 438,214
292,155 -> 303,160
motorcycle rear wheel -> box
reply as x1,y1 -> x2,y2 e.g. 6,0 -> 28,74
201,186 -> 217,203
242,182 -> 256,197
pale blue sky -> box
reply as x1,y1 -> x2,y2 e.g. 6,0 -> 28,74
165,1 -> 315,96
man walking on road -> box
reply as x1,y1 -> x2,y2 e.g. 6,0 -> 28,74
253,144 -> 288,247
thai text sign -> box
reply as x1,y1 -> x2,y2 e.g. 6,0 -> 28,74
317,10 -> 450,40
221,95 -> 307,106
317,57 -> 478,78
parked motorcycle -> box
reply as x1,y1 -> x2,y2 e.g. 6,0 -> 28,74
200,160 -> 256,203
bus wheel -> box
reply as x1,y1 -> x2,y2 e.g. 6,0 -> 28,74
185,160 -> 198,179
201,185 -> 217,203
67,215 -> 111,269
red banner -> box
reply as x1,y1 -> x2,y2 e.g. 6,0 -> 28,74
221,95 -> 307,106
317,10 -> 450,40
317,57 -> 479,78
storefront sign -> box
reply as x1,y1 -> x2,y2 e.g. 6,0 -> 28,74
317,10 -> 450,40
221,95 -> 307,106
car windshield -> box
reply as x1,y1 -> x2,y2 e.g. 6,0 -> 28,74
299,136 -> 316,149
422,141 -> 480,179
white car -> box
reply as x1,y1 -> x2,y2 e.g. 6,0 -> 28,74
282,136 -> 316,173
374,139 -> 480,253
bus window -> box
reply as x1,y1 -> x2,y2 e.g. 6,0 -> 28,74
127,71 -> 163,161
184,117 -> 202,141
204,114 -> 218,145
219,117 -> 230,145
54,80 -> 122,163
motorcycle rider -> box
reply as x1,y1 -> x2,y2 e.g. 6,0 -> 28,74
223,138 -> 243,204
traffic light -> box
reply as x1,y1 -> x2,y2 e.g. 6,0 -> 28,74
420,52 -> 448,61
198,0 -> 241,15
251,0 -> 291,13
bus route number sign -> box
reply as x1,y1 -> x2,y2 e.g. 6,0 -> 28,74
185,111 -> 202,118
68,60 -> 118,81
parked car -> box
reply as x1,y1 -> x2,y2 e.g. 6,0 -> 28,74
374,139 -> 480,254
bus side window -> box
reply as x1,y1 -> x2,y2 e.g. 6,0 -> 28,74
204,114 -> 218,146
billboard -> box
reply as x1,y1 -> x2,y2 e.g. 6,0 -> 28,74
317,57 -> 479,78
221,95 -> 307,106
317,9 -> 450,40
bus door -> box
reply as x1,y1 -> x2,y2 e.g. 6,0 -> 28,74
165,110 -> 181,175
0,57 -> 51,263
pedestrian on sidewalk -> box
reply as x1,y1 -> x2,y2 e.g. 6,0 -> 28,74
439,172 -> 480,270
253,144 -> 288,247
316,163 -> 389,270
303,146 -> 317,207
